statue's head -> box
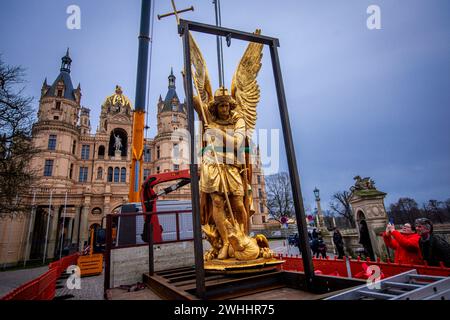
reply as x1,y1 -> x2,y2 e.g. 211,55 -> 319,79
208,87 -> 237,120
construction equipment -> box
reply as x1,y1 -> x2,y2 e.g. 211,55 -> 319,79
140,169 -> 191,243
77,227 -> 103,277
325,269 -> 450,300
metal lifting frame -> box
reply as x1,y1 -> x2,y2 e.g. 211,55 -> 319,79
178,19 -> 315,299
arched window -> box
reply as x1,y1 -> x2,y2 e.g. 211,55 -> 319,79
120,167 -> 126,183
114,167 -> 120,183
97,167 -> 103,180
98,145 -> 105,159
107,167 -> 113,182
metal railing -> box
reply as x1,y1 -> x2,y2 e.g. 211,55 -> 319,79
103,210 -> 194,294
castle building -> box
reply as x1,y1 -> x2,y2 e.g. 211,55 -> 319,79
0,51 -> 268,266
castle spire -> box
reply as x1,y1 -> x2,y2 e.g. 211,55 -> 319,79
60,48 -> 72,73
168,67 -> 176,89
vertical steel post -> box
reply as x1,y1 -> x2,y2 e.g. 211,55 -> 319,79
104,214 -> 112,296
148,217 -> 154,276
180,21 -> 206,299
269,43 -> 315,291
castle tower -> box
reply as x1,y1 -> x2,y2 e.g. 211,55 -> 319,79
79,107 -> 91,135
155,69 -> 188,175
28,50 -> 84,261
32,49 -> 81,190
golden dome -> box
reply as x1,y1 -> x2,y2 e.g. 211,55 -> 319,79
103,85 -> 132,109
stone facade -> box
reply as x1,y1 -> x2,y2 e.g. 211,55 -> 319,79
0,52 -> 269,266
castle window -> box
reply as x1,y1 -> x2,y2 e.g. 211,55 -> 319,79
44,160 -> 53,177
81,145 -> 90,160
144,147 -> 151,162
48,135 -> 57,151
120,167 -> 126,183
57,89 -> 63,97
114,167 -> 120,183
79,167 -> 88,182
55,102 -> 61,110
173,164 -> 180,172
156,167 -> 160,174
257,175 -> 261,184
72,141 -> 77,155
173,143 -> 180,161
98,145 -> 105,159
262,216 -> 266,223
143,169 -> 150,181
258,188 -> 263,199
172,114 -> 178,122
172,105 -> 178,112
260,202 -> 265,214
69,164 -> 73,179
107,167 -> 113,182
97,167 -> 103,180
157,146 -> 160,159
53,116 -> 59,120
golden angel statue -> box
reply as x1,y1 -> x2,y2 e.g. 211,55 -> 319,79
187,32 -> 281,270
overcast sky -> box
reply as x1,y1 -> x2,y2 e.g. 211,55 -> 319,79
1,0 -> 449,212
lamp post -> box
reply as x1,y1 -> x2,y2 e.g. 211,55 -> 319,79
313,187 -> 325,229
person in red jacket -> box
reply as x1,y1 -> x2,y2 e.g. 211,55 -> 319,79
383,222 -> 423,265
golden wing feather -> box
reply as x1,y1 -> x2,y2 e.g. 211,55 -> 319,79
231,29 -> 264,137
189,33 -> 213,122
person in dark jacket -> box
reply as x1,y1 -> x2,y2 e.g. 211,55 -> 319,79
359,220 -> 375,261
317,238 -> 327,258
333,228 -> 346,259
415,218 -> 450,267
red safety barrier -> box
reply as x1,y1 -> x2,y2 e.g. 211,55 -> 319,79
312,256 -> 349,277
1,253 -> 80,301
276,254 -> 450,279
348,257 -> 450,279
277,254 -> 349,277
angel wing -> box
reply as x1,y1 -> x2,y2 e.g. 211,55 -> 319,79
189,33 -> 213,122
231,29 -> 264,138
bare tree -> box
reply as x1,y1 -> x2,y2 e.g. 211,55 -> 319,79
0,57 -> 39,216
389,197 -> 421,224
329,191 -> 355,228
264,172 -> 294,223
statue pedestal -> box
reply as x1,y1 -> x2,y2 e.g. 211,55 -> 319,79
114,150 -> 122,160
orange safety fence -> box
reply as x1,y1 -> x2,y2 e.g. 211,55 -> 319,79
1,253 -> 79,301
276,254 -> 450,279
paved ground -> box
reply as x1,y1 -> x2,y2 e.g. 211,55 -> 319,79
1,239 -> 334,300
55,271 -> 104,300
0,266 -> 49,297
269,239 -> 336,258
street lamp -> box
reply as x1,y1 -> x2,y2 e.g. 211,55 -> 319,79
313,187 -> 320,201
313,187 -> 324,229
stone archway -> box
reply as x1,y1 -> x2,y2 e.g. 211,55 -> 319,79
356,211 -> 375,261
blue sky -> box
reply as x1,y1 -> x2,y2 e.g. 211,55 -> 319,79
1,0 -> 449,212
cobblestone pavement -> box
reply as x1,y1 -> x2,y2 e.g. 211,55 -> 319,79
0,266 -> 49,297
269,239 -> 336,258
55,271 -> 105,300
